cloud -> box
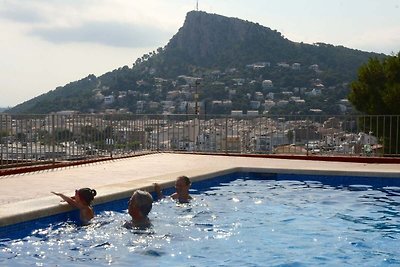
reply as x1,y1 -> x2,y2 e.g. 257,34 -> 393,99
29,21 -> 172,48
0,3 -> 46,23
1,0 -> 184,48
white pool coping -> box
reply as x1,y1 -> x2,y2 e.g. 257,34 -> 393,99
1,153 -> 400,227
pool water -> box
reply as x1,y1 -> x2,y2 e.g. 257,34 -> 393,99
1,173 -> 400,266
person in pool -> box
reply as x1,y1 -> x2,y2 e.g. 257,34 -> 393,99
52,188 -> 97,225
154,175 -> 193,203
124,190 -> 153,229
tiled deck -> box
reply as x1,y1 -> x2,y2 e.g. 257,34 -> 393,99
1,153 -> 400,227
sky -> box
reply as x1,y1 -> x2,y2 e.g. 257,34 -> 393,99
1,0 -> 399,108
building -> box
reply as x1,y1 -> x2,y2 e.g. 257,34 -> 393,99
247,110 -> 259,117
276,100 -> 289,107
292,63 -> 301,70
309,64 -> 321,72
0,114 -> 12,135
231,110 -> 243,116
262,80 -> 273,89
263,100 -> 276,110
254,92 -> 264,101
104,95 -> 115,105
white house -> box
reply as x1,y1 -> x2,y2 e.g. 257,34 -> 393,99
104,95 -> 115,105
266,92 -> 274,100
247,110 -> 259,116
277,62 -> 290,68
262,80 -> 273,89
254,91 -> 264,101
309,64 -> 320,72
263,100 -> 276,110
292,63 -> 301,70
231,110 -> 243,116
94,92 -> 104,101
276,100 -> 289,107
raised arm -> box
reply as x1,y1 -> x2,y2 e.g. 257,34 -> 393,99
51,191 -> 81,208
153,183 -> 164,200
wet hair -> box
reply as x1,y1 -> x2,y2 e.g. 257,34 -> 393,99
178,176 -> 191,186
130,190 -> 153,216
77,188 -> 97,205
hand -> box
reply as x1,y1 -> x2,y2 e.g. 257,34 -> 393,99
153,183 -> 162,193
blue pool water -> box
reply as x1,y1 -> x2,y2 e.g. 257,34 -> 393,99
1,172 -> 400,266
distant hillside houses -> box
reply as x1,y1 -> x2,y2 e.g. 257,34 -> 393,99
79,62 -> 350,115
83,56 -> 350,115
178,75 -> 201,85
37,55 -> 351,116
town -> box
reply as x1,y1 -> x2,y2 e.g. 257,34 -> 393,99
1,112 -> 380,167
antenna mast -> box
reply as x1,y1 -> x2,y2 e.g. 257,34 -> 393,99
196,0 -> 199,11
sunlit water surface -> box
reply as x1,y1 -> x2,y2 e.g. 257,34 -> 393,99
1,178 -> 400,266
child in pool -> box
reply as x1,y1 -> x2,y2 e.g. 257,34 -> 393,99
52,188 -> 97,224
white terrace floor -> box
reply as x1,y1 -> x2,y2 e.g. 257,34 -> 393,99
1,153 -> 400,226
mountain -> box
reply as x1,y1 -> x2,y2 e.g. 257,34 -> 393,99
154,11 -> 383,78
8,11 -> 386,115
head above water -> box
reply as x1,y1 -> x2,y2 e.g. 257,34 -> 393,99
177,176 -> 191,186
76,188 -> 97,205
175,176 -> 191,192
128,190 -> 153,218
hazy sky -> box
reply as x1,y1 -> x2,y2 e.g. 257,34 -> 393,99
1,0 -> 399,107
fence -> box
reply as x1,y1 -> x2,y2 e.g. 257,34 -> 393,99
1,114 -> 399,169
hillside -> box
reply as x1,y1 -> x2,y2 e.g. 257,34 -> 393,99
8,11 -> 385,115
154,11 -> 381,79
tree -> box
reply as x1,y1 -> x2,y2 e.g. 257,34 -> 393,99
349,52 -> 400,115
348,52 -> 400,155
0,130 -> 8,142
54,129 -> 74,143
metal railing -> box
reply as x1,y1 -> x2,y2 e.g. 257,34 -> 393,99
1,114 -> 399,169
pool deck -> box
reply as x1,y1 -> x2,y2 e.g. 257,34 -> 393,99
1,153 -> 400,227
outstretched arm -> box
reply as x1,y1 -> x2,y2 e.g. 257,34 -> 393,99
51,192 -> 81,208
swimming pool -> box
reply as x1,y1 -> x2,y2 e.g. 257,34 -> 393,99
1,172 -> 400,266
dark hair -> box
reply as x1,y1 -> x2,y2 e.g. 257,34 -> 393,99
78,188 -> 97,205
178,176 -> 191,186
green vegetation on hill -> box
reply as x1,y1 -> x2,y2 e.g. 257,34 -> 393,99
348,52 -> 400,154
9,11 -> 386,115
349,52 -> 400,115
